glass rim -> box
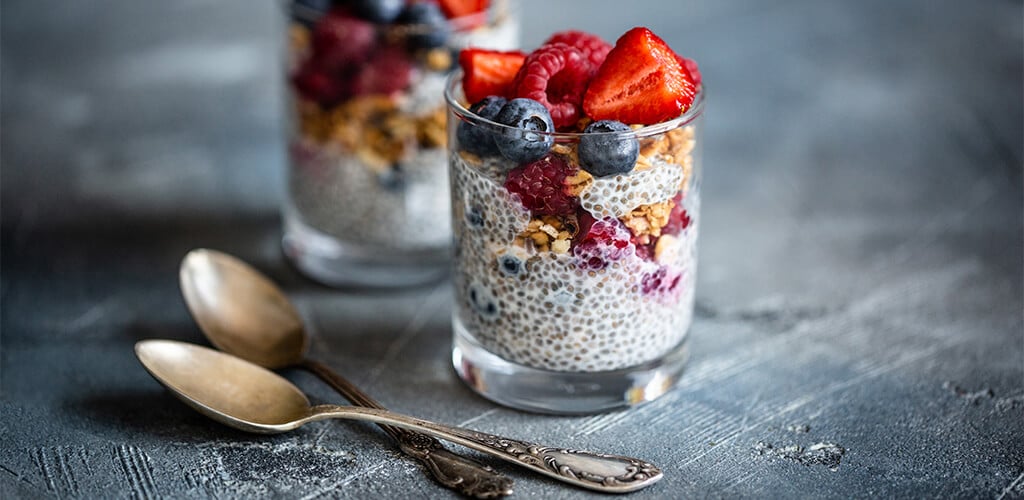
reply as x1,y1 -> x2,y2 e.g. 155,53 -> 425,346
444,69 -> 705,140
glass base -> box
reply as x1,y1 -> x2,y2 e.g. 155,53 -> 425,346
282,211 -> 450,288
451,319 -> 690,414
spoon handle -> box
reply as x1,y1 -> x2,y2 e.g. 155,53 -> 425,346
300,360 -> 514,498
308,405 -> 662,493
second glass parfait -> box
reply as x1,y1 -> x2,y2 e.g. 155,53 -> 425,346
282,0 -> 518,287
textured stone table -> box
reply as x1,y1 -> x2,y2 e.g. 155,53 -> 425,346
2,0 -> 1022,498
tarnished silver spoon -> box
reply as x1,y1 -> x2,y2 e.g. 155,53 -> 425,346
136,340 -> 663,494
178,248 -> 511,498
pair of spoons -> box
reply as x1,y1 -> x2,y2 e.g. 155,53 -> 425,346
136,249 -> 662,495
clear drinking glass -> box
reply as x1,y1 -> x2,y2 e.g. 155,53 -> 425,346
282,1 -> 518,287
445,74 -> 704,413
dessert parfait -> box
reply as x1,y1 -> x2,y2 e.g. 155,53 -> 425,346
446,27 -> 704,412
284,0 -> 518,286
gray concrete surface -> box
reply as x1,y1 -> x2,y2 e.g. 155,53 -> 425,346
2,0 -> 1022,498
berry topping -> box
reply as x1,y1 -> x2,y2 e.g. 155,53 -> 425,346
396,2 -> 451,48
492,98 -> 555,163
458,48 -> 527,103
504,154 -> 579,216
457,96 -> 507,156
661,193 -> 692,235
352,0 -> 404,23
349,46 -> 414,96
542,30 -> 612,73
311,11 -> 377,72
675,53 -> 702,88
292,61 -> 347,105
641,265 -> 683,298
438,0 -> 489,20
583,27 -> 697,125
572,216 -> 635,270
578,120 -> 639,177
511,43 -> 592,129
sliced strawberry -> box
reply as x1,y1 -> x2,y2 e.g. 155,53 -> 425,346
582,27 -> 697,125
511,43 -> 591,129
674,52 -> 702,88
458,48 -> 526,103
543,30 -> 612,73
438,0 -> 489,19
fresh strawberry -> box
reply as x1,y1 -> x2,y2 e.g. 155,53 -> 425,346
674,52 -> 702,88
542,30 -> 612,74
511,42 -> 591,129
582,27 -> 697,125
459,48 -> 527,103
438,0 -> 489,20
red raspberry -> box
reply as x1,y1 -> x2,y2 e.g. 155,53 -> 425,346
349,46 -> 414,96
311,10 -> 377,72
504,154 -> 579,216
543,30 -> 612,74
512,43 -> 592,129
633,237 -> 656,261
573,216 -> 635,270
292,60 -> 347,105
641,265 -> 683,299
662,193 -> 692,235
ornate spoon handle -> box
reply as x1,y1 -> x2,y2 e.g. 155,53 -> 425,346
301,360 -> 514,498
307,405 -> 663,493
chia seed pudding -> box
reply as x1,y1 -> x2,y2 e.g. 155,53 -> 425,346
446,27 -> 703,411
283,0 -> 518,285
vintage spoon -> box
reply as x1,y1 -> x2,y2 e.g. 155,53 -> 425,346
135,340 -> 663,494
178,248 -> 512,498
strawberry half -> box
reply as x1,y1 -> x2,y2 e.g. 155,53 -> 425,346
582,27 -> 697,125
459,48 -> 527,103
674,53 -> 702,88
438,0 -> 489,20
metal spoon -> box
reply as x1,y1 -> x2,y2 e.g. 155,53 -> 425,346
178,248 -> 512,498
136,340 -> 663,494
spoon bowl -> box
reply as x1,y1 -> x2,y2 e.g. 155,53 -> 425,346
180,249 -> 306,369
135,339 -> 663,493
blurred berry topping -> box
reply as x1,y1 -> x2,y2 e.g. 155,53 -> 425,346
397,2 -> 451,48
351,0 -> 404,23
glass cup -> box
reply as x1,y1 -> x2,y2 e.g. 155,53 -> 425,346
445,74 -> 704,413
282,1 -> 519,287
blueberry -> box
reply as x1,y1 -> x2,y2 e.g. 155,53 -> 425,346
493,98 -> 555,164
465,205 -> 485,228
467,282 -> 499,319
497,253 -> 523,277
351,0 -> 404,23
578,120 -> 639,177
292,0 -> 332,26
457,96 -> 506,156
396,2 -> 450,49
376,162 -> 405,191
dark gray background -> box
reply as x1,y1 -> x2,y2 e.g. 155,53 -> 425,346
2,0 -> 1022,498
